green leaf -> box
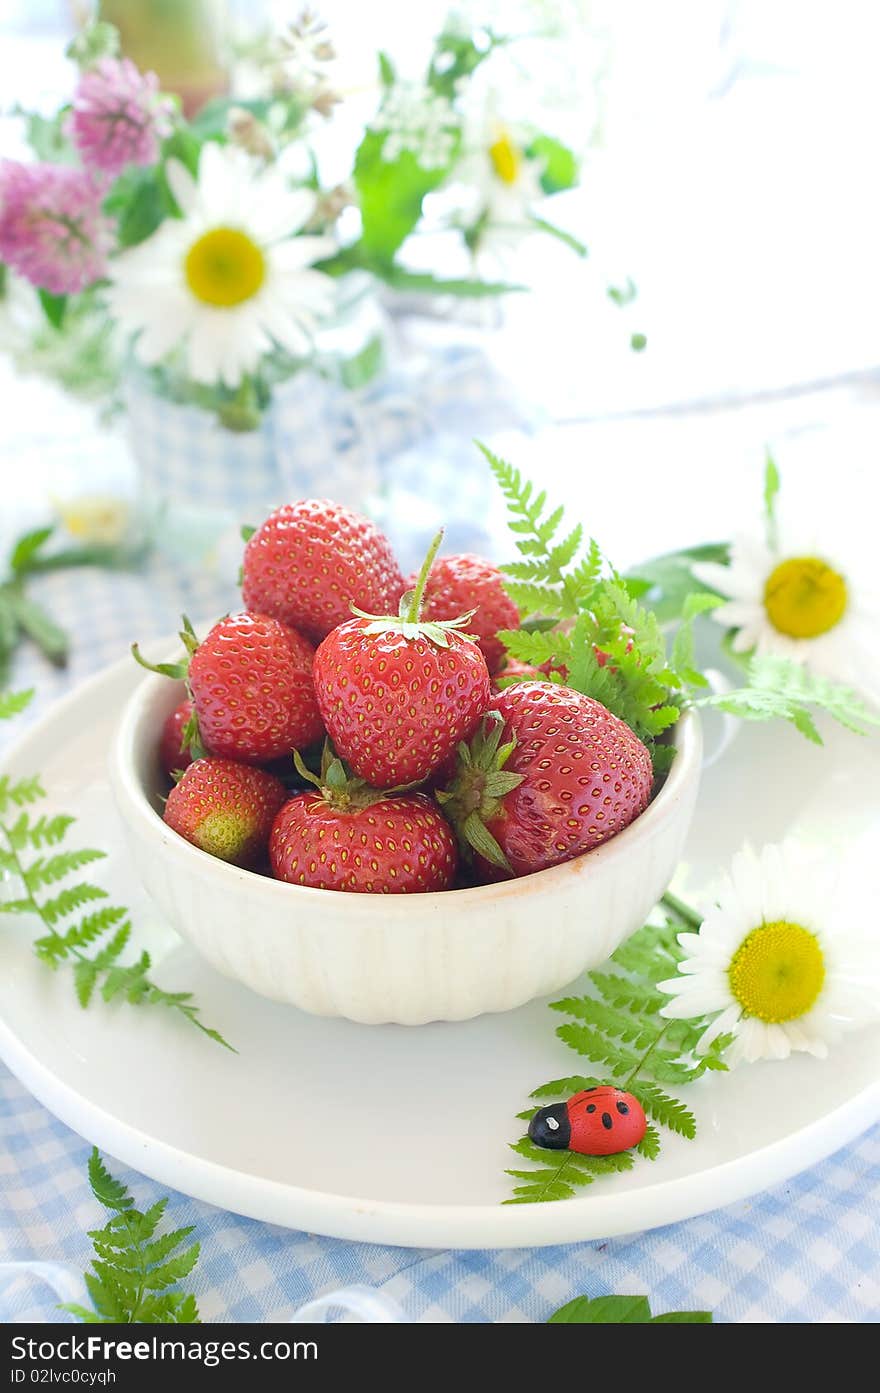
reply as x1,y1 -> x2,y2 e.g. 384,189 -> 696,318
354,128 -> 460,263
68,1151 -> 203,1323
695,654 -> 880,741
0,689 -> 33,721
527,134 -> 579,194
5,592 -> 68,665
637,1123 -> 661,1160
38,289 -> 67,329
607,277 -> 638,308
630,332 -> 648,351
548,1294 -> 712,1323
427,25 -> 503,96
88,1147 -> 133,1212
23,847 -> 105,890
10,527 -> 54,573
549,1294 -> 652,1323
623,542 -> 730,625
369,263 -> 522,297
628,1081 -> 696,1138
378,50 -> 396,87
651,1310 -> 713,1323
527,215 -> 587,257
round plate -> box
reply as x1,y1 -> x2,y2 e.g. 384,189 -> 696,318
1,652 -> 878,1249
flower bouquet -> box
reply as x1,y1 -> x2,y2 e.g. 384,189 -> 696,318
0,11 -> 603,542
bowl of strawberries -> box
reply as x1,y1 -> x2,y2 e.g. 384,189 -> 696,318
110,499 -> 702,1025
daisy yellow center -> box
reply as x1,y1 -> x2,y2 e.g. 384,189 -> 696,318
763,556 -> 847,639
184,227 -> 265,307
728,920 -> 825,1023
488,133 -> 521,185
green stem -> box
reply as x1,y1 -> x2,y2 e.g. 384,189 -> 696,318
623,1021 -> 670,1088
406,528 -> 444,623
661,892 -> 703,932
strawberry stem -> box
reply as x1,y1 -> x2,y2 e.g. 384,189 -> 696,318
405,528 -> 445,624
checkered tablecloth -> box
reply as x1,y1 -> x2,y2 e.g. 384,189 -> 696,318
1,392 -> 879,1325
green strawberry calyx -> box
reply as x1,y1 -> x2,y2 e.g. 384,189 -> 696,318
131,614 -> 207,760
351,528 -> 479,650
436,712 -> 525,872
293,743 -> 392,812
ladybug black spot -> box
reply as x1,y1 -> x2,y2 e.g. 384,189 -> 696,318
616,1101 -> 630,1115
586,1104 -> 596,1114
601,1111 -> 613,1130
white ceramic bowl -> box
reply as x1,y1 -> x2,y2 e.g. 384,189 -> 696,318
109,673 -> 703,1025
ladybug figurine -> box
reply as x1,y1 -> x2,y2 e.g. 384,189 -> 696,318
528,1086 -> 647,1156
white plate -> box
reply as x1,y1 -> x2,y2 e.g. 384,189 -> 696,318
1,652 -> 879,1249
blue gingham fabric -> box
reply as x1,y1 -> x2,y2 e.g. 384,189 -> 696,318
127,340 -> 528,574
1,1064 -> 878,1323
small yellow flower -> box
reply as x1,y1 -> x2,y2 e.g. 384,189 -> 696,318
55,494 -> 130,547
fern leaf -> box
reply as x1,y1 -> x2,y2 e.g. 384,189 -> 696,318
141,1227 -> 197,1268
73,959 -> 99,1007
530,1075 -> 602,1099
38,882 -> 109,927
82,1273 -> 126,1322
589,971 -> 665,1013
88,1147 -> 134,1211
24,847 -> 105,890
0,689 -> 33,720
0,775 -> 45,816
144,1244 -> 199,1291
637,1123 -> 661,1160
550,996 -> 661,1051
554,1022 -> 638,1077
8,812 -> 76,849
628,1081 -> 696,1138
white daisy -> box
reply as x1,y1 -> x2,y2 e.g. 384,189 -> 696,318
454,120 -> 546,254
107,142 -> 335,389
658,841 -> 880,1066
694,523 -> 880,703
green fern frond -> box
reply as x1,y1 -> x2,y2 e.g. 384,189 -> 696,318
0,706 -> 231,1048
529,1075 -> 602,1099
0,774 -> 46,816
479,442 -> 605,618
0,690 -> 33,720
61,1150 -> 202,1324
37,882 -> 109,928
23,847 -> 106,890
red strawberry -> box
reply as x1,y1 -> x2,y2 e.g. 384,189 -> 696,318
438,681 -> 653,879
159,699 -> 197,777
270,750 -> 457,893
408,553 -> 519,675
492,657 -> 562,692
135,613 -> 324,766
242,499 -> 405,644
189,613 -> 323,763
165,757 -> 287,867
313,533 -> 491,787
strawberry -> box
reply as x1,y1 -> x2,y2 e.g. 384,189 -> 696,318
312,532 -> 492,787
135,613 -> 324,766
241,499 -> 405,644
408,553 -> 519,675
438,681 -> 653,879
159,699 -> 196,777
269,749 -> 457,893
492,657 -> 561,692
165,757 -> 287,867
